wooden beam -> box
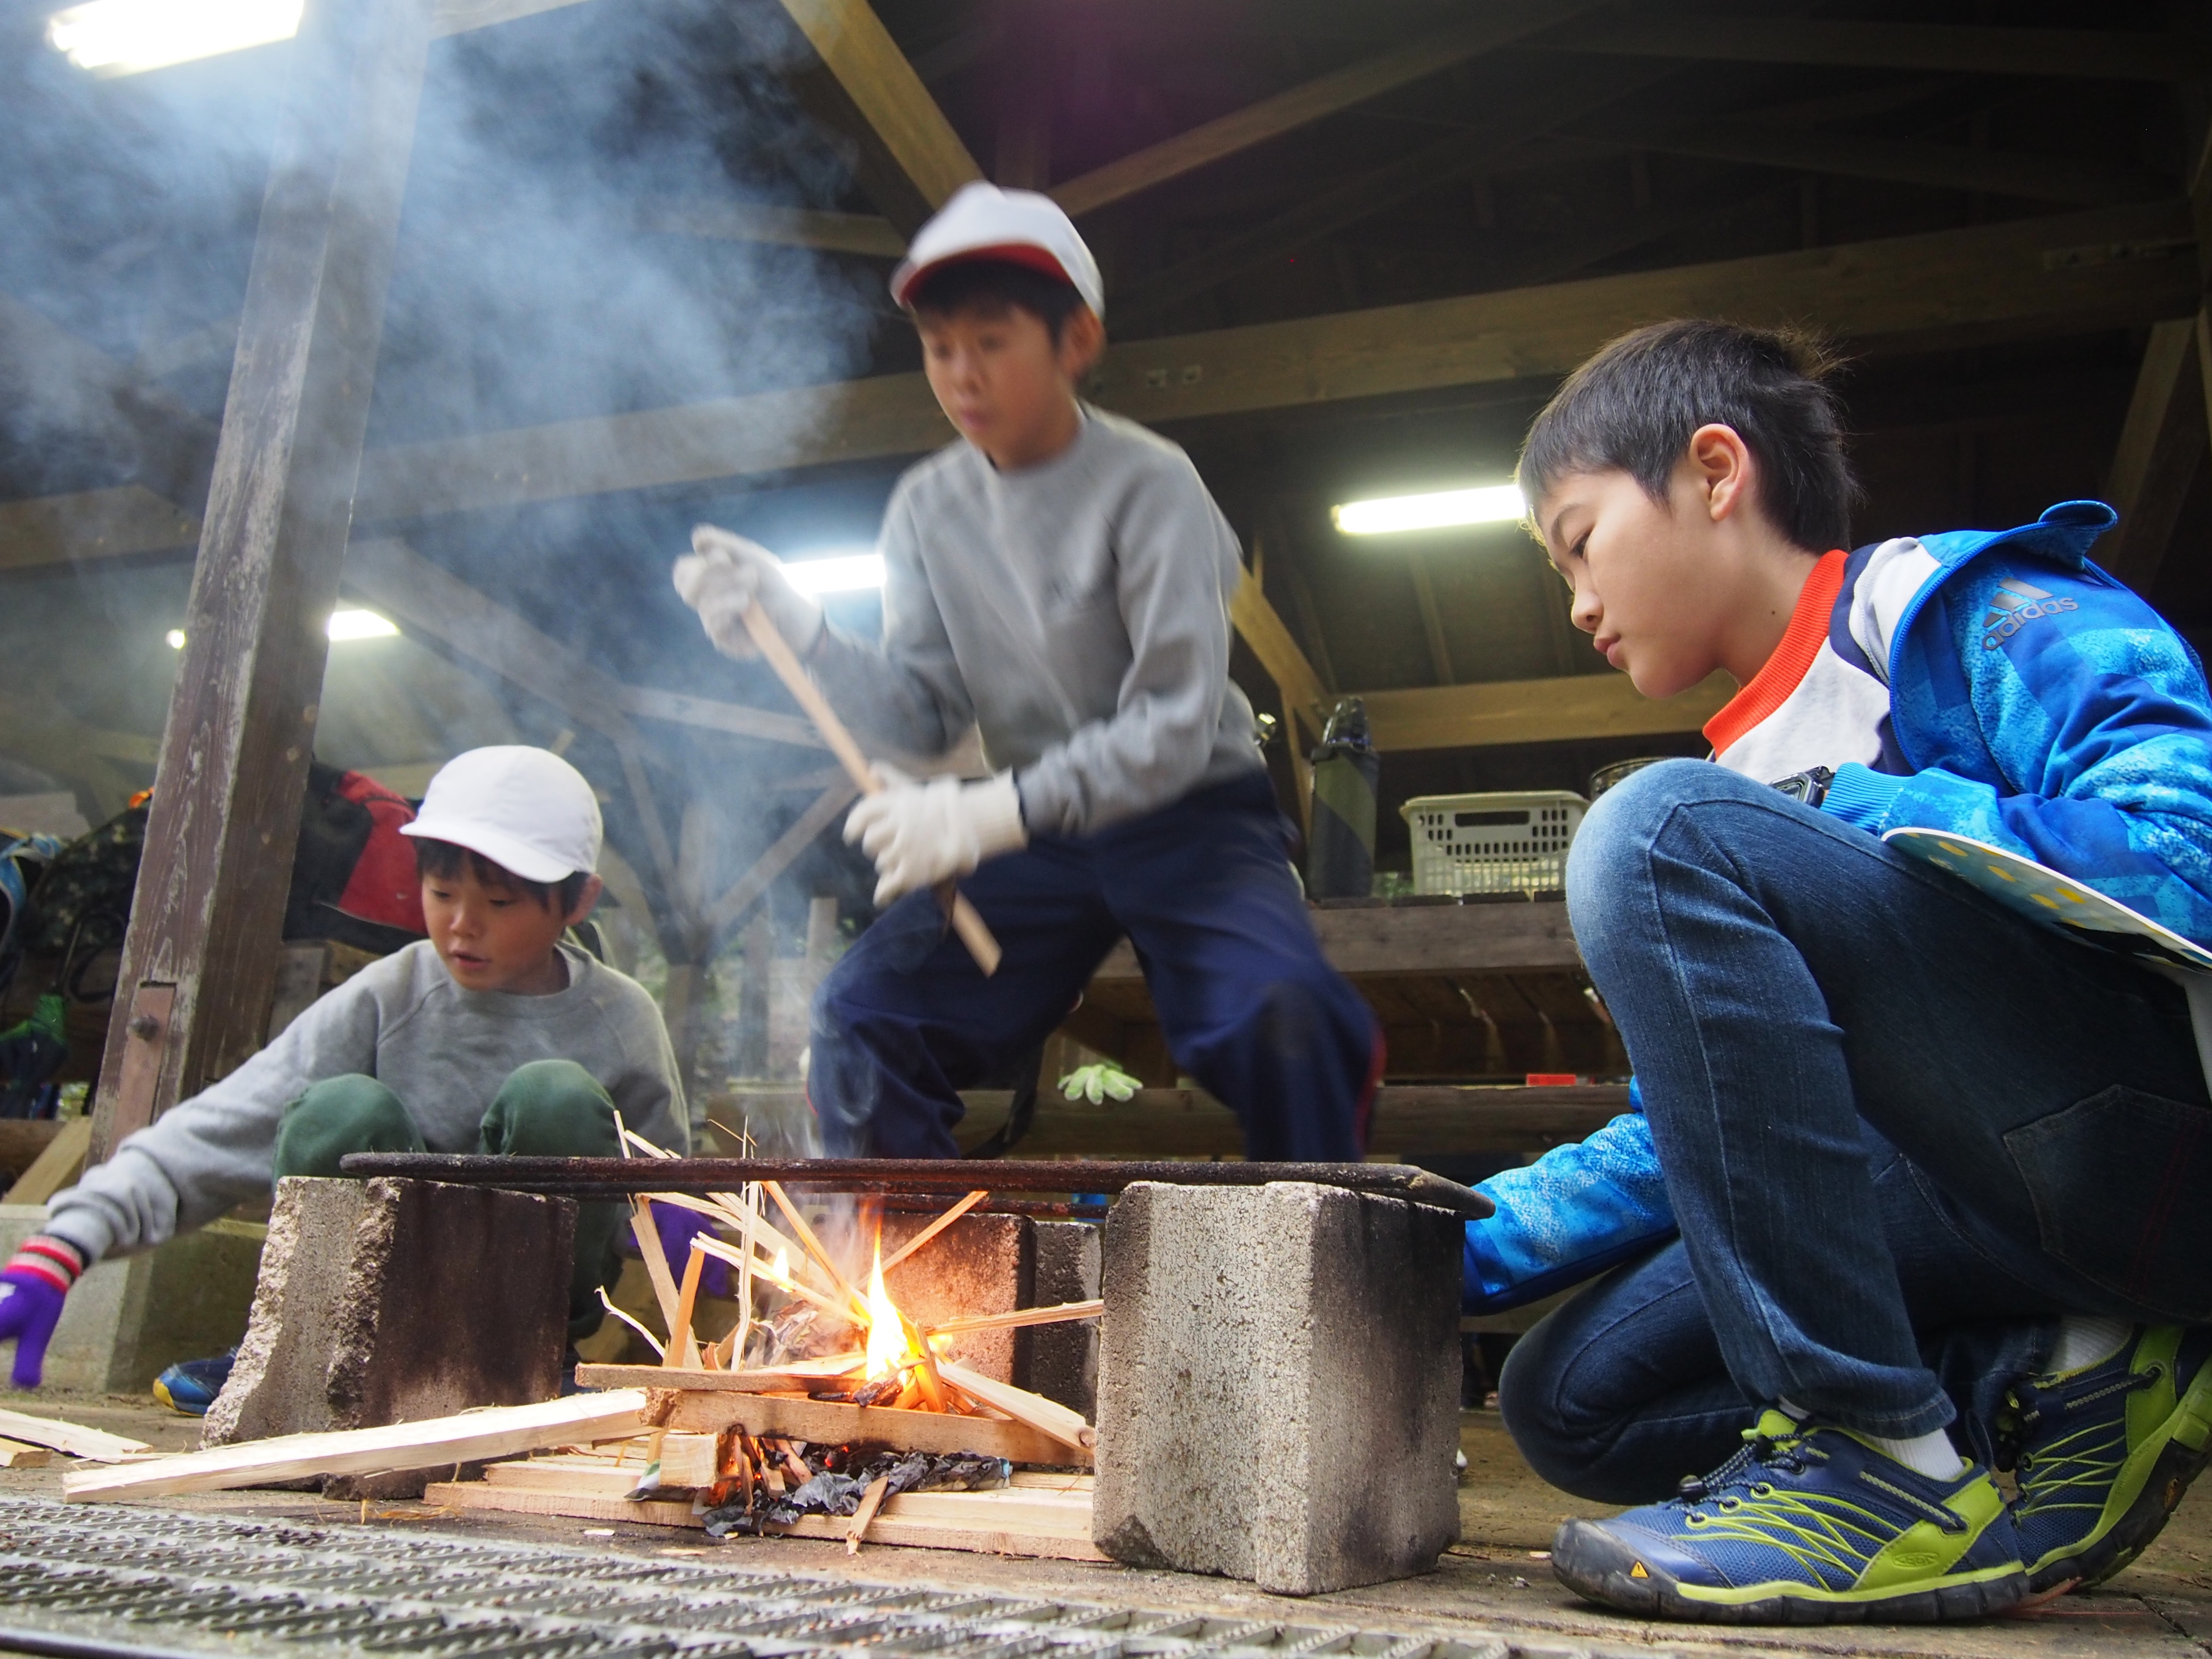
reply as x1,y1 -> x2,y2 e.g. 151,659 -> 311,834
1111,60 -> 1671,325
430,0 -> 590,33
700,782 -> 859,939
1631,120 -> 2164,209
2099,315 -> 2205,594
88,0 -> 435,1165
1093,897 -> 1583,979
636,199 -> 904,259
1357,671 -> 1731,753
1229,568 -> 1329,737
1046,0 -> 1616,218
0,486 -> 199,572
1409,559 -> 1456,685
1549,17 -> 2212,82
322,201 -> 2204,517
776,0 -> 982,210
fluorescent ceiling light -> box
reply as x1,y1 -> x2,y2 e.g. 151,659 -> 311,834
1331,484 -> 1526,536
165,628 -> 186,649
48,0 -> 302,77
327,607 -> 398,640
782,552 -> 885,596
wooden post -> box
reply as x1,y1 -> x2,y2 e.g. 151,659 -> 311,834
87,0 -> 434,1161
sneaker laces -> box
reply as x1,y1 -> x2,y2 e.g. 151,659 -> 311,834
2006,1360 -> 2163,1507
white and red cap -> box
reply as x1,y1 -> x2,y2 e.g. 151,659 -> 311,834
890,182 -> 1104,319
400,746 -> 601,884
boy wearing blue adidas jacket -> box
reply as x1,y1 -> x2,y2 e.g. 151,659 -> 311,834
1480,321 -> 2212,1625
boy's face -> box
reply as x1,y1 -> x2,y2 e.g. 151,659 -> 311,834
917,299 -> 1103,469
1535,426 -> 1776,699
422,861 -> 601,996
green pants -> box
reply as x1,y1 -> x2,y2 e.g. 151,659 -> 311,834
272,1060 -> 625,1338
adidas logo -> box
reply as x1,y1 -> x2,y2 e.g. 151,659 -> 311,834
1982,576 -> 2077,650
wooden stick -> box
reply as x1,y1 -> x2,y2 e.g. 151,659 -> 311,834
847,1474 -> 890,1553
762,1180 -> 866,1315
738,600 -> 1001,976
628,1199 -> 685,1333
667,1243 -> 707,1369
926,1299 -> 1104,1338
0,1407 -> 149,1462
596,1289 -> 665,1360
936,1359 -> 1094,1454
65,1392 -> 651,1501
879,1189 -> 989,1275
690,1235 -> 851,1323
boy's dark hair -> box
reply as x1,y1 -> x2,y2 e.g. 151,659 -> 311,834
906,257 -> 1085,344
413,838 -> 589,915
1518,320 -> 1862,553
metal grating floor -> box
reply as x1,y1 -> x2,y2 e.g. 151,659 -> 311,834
0,1501 -> 1631,1659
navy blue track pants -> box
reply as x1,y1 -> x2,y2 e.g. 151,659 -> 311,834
807,774 -> 1381,1160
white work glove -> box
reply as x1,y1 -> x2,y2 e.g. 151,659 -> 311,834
844,772 -> 1027,906
672,524 -> 823,660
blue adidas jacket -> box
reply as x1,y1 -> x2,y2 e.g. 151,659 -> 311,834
1465,500 -> 2212,1312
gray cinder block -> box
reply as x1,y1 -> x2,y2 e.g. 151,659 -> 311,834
1092,1181 -> 1462,1596
205,1176 -> 575,1487
881,1210 -> 1034,1382
1019,1219 -> 1100,1419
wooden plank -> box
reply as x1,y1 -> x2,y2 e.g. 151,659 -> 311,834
428,1480 -> 701,1527
1047,0 -> 1615,218
1094,899 -> 1582,980
639,1381 -> 1090,1467
0,1406 -> 150,1462
935,1360 -> 1092,1453
776,0 -> 982,210
85,0 -> 436,1159
1549,17 -> 2212,81
2100,314 -> 2205,594
1229,570 -> 1329,737
63,1391 -> 650,1500
636,199 -> 905,258
0,1121 -> 62,1180
345,203 -> 2198,517
2,1117 -> 93,1205
1356,670 -> 1732,753
0,1438 -> 54,1468
771,1510 -> 1109,1561
0,487 -> 200,573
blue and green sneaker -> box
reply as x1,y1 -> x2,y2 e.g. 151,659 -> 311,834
1551,1409 -> 2027,1623
2007,1325 -> 2212,1595
151,1350 -> 235,1417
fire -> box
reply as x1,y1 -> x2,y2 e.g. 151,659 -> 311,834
768,1247 -> 791,1287
862,1247 -> 911,1380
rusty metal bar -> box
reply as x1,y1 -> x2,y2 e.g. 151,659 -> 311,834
335,1154 -> 1494,1218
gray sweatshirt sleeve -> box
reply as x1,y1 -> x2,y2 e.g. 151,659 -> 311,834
809,482 -> 976,761
40,975 -> 387,1266
1016,456 -> 1239,836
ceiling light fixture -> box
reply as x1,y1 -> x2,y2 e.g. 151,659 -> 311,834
327,608 -> 399,641
781,552 -> 885,596
47,0 -> 302,77
165,628 -> 186,649
1331,484 -> 1526,536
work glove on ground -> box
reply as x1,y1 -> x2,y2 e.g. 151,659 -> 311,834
1060,1061 -> 1140,1105
0,1235 -> 82,1388
844,772 -> 1026,907
672,525 -> 824,661
649,1202 -> 733,1299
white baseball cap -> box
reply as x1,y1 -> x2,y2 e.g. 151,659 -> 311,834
400,746 -> 602,884
890,181 -> 1105,319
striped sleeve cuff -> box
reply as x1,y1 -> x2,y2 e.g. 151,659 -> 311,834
6,1235 -> 86,1294
1821,763 -> 1911,831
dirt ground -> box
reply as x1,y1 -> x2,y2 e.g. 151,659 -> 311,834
7,1391 -> 2212,1659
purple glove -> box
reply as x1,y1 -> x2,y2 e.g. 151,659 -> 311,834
0,1236 -> 83,1389
650,1203 -> 732,1299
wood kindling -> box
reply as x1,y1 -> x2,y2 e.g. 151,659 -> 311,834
877,1189 -> 988,1274
923,1299 -> 1103,1338
0,1407 -> 149,1462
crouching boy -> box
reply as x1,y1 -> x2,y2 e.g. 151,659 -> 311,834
0,746 -> 689,1399
675,183 -> 1379,1161
1475,321 -> 2212,1623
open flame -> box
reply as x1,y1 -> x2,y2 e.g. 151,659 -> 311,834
862,1247 -> 911,1381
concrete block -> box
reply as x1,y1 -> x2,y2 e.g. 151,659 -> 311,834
1,1203 -> 264,1395
1018,1219 -> 1099,1419
1092,1181 -> 1462,1596
881,1210 -> 1033,1382
205,1177 -> 575,1476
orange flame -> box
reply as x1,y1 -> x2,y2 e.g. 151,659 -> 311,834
863,1247 -> 911,1380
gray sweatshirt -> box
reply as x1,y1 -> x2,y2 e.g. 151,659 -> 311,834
43,940 -> 688,1266
811,408 -> 1266,837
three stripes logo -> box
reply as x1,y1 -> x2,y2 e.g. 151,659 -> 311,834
1982,576 -> 2077,650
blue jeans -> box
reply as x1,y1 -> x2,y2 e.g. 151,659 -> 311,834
1506,759 -> 2210,1498
809,774 -> 1380,1161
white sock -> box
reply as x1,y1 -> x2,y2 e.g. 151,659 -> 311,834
1864,1428 -> 1967,1481
2052,1315 -> 2132,1374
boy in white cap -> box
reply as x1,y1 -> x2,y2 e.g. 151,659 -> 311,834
0,746 -> 689,1398
675,184 -> 1379,1161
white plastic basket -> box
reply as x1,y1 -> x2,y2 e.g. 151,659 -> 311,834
1400,790 -> 1588,896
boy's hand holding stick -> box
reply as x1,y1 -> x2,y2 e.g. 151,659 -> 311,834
735,601 -> 1004,977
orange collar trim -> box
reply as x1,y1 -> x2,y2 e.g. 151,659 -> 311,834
1702,550 -> 1849,757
